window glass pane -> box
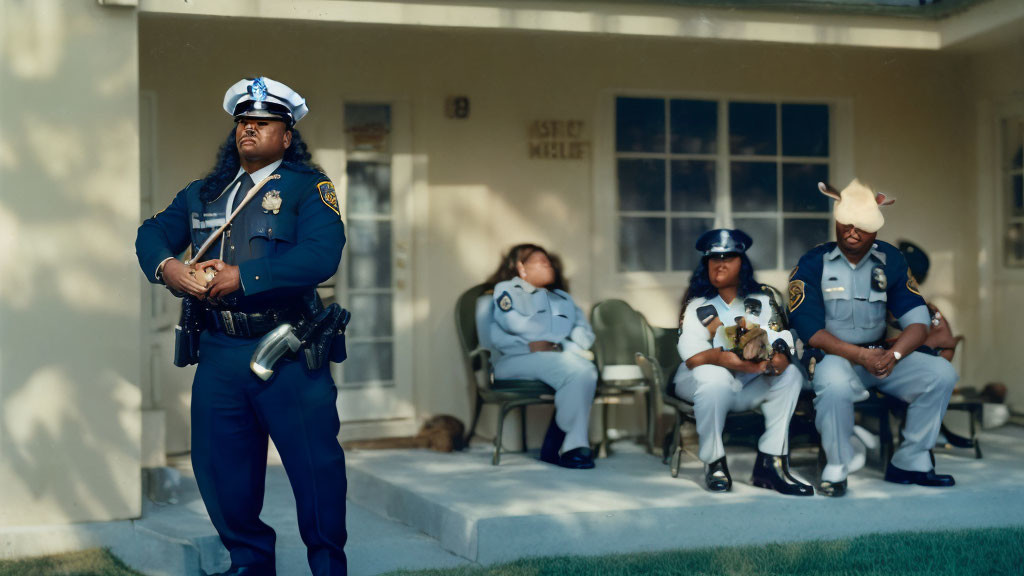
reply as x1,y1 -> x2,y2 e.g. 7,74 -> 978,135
733,218 -> 778,270
670,99 -> 717,154
618,158 -> 666,211
671,217 -> 715,271
343,342 -> 394,386
670,160 -> 715,212
731,162 -> 777,212
619,217 -> 666,272
1013,174 -> 1024,216
784,218 -> 831,270
616,97 -> 665,153
729,102 -> 777,156
782,104 -> 829,157
347,220 -> 391,289
345,103 -> 391,153
782,163 -> 830,212
347,161 -> 391,216
1003,118 -> 1023,170
348,294 -> 392,338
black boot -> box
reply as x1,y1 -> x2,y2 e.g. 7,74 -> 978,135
704,456 -> 732,492
751,451 -> 813,496
540,415 -> 566,465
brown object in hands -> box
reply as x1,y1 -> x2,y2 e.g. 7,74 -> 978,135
189,262 -> 218,287
341,415 -> 467,453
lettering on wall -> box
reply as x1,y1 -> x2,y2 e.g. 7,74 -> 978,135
528,120 -> 589,160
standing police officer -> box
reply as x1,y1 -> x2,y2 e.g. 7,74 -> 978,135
136,77 -> 348,575
789,180 -> 958,497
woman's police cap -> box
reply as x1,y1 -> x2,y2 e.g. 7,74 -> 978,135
223,77 -> 309,126
696,229 -> 752,256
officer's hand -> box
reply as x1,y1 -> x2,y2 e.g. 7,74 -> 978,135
206,260 -> 241,298
162,259 -> 208,298
769,352 -> 790,375
857,348 -> 889,378
719,351 -> 767,374
873,351 -> 897,379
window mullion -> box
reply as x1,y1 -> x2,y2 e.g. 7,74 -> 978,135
665,98 -> 672,272
776,101 -> 784,271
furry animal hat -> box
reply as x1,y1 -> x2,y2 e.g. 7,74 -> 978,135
818,179 -> 894,234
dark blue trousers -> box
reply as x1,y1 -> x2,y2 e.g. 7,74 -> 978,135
191,330 -> 348,576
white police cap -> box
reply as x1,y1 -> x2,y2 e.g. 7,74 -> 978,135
223,77 -> 308,125
695,229 -> 753,256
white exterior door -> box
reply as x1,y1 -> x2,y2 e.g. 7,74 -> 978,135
331,101 -> 415,423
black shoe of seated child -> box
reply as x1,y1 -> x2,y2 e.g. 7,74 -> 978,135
540,416 -> 566,465
558,447 -> 595,469
751,451 -> 813,496
704,456 -> 732,492
884,463 -> 955,487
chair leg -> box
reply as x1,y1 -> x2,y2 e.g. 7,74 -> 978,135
645,388 -> 657,455
669,412 -> 683,478
465,394 -> 484,446
598,402 -> 610,459
520,406 -> 529,452
878,404 -> 894,468
493,404 -> 510,466
971,405 -> 983,459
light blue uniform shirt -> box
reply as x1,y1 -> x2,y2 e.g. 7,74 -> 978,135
489,277 -> 595,360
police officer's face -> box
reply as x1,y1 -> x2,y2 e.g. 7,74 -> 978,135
517,251 -> 556,288
235,117 -> 292,162
707,254 -> 741,289
836,222 -> 876,256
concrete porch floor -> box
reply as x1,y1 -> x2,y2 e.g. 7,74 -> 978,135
4,426 -> 1023,575
347,424 -> 1024,566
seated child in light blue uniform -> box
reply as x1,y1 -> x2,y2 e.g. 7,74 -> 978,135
484,244 -> 598,469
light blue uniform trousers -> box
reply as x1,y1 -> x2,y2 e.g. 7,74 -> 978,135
812,351 -> 958,475
674,364 -> 804,464
494,351 -> 597,454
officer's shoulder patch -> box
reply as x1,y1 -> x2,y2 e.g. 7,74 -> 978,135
317,180 -> 340,216
907,272 -> 922,296
788,279 -> 806,313
497,291 -> 513,312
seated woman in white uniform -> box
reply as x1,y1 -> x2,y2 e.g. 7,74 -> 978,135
485,244 -> 599,469
673,229 -> 813,495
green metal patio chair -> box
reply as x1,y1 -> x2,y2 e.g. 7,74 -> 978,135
455,283 -> 555,465
590,299 -> 658,456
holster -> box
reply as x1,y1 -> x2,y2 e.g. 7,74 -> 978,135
303,303 -> 351,370
173,296 -> 206,367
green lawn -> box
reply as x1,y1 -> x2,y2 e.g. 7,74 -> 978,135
386,527 -> 1024,576
0,548 -> 142,576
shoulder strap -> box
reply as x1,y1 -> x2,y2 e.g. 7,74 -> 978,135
185,173 -> 281,265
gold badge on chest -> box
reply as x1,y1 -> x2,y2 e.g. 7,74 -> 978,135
261,190 -> 282,214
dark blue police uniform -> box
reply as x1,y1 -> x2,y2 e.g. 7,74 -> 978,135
135,77 -> 348,576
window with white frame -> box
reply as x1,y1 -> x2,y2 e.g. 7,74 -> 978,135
615,97 -> 834,273
1002,117 -> 1024,267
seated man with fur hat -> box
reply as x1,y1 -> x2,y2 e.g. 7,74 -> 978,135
788,179 -> 958,497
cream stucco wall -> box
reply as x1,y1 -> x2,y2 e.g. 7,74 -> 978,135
968,40 -> 1024,407
0,0 -> 142,525
139,16 -> 978,443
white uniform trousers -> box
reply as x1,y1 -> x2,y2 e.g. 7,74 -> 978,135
812,351 -> 957,479
493,351 -> 598,454
673,363 -> 803,464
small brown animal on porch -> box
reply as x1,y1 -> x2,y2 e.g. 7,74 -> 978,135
341,415 -> 466,452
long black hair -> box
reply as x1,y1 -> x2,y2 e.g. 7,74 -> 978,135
199,126 -> 320,203
484,243 -> 569,292
679,253 -> 762,324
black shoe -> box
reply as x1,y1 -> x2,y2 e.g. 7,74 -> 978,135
751,452 -> 813,496
206,565 -> 275,576
557,447 -> 595,469
818,479 -> 847,497
540,416 -> 566,465
704,457 -> 732,492
884,463 -> 955,487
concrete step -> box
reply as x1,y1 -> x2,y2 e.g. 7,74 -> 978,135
345,426 -> 1024,565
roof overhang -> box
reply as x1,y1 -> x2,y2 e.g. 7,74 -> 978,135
137,0 -> 1024,51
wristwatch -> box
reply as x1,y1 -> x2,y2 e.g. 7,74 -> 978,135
893,351 -> 903,362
